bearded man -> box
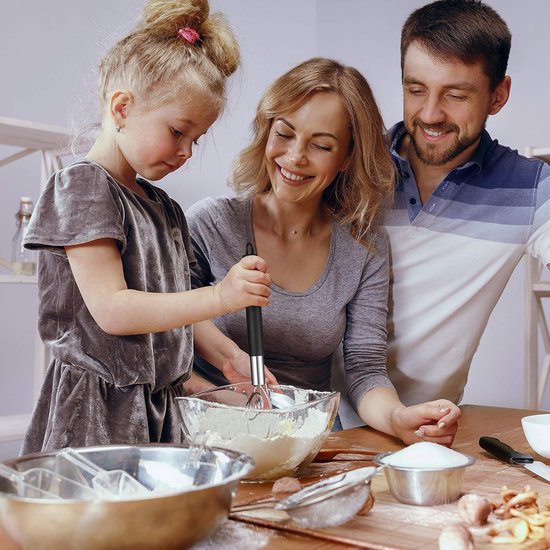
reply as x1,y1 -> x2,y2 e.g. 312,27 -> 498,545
383,0 -> 550,406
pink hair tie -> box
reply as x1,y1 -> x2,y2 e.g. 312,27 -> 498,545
178,27 -> 201,44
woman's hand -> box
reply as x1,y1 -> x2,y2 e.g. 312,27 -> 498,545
390,400 -> 461,446
221,346 -> 279,386
357,389 -> 460,447
215,255 -> 272,312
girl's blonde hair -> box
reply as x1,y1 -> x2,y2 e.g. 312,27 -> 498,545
232,57 -> 395,245
98,0 -> 240,110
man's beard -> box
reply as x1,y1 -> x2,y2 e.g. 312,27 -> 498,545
406,119 -> 485,167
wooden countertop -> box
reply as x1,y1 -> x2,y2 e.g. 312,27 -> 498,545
229,404 -> 550,549
1,404 -> 548,549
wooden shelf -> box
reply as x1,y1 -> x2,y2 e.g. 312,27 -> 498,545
0,414 -> 31,443
0,115 -> 86,169
0,116 -> 76,442
0,275 -> 38,285
533,281 -> 550,297
0,115 -> 70,151
524,146 -> 550,409
525,146 -> 550,164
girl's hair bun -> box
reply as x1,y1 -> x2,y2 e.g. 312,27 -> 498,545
140,0 -> 240,77
98,0 -> 239,109
141,0 -> 209,37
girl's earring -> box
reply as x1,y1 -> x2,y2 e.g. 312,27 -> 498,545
115,126 -> 121,133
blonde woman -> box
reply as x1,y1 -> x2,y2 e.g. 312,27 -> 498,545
188,58 -> 460,445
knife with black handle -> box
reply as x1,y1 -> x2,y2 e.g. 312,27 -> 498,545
479,436 -> 550,483
479,436 -> 534,464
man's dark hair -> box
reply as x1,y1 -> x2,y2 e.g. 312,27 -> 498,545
401,0 -> 511,90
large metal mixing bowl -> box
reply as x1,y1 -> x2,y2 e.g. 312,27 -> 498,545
0,444 -> 253,550
176,383 -> 340,480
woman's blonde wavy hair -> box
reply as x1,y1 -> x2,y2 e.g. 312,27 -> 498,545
232,57 -> 395,246
98,0 -> 240,111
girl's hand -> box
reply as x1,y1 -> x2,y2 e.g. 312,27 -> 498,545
391,400 -> 461,447
215,255 -> 272,312
221,347 -> 279,386
182,372 -> 217,395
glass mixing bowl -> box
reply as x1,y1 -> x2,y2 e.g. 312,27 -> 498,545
176,383 -> 340,480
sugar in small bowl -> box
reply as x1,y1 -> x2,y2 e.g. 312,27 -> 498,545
522,413 -> 550,459
374,442 -> 475,505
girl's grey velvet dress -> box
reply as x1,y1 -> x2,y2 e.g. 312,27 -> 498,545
21,161 -> 194,454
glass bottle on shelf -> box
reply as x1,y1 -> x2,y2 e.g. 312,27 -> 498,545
11,196 -> 36,276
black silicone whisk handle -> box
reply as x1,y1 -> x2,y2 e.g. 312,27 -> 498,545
244,243 -> 265,384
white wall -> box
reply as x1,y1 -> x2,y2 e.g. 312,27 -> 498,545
1,1 -> 549,458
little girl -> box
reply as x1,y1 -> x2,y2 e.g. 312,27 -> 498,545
20,0 -> 271,454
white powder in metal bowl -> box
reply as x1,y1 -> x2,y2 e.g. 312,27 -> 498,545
381,442 -> 469,468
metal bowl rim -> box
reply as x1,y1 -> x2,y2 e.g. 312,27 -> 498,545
372,450 -> 475,471
0,443 -> 254,503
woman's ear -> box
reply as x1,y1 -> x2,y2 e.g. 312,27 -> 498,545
339,153 -> 352,173
110,89 -> 134,130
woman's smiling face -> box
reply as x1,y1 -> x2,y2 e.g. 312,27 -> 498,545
265,92 -> 351,207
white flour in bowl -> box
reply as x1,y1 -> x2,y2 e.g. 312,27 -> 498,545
382,442 -> 469,468
196,406 -> 330,479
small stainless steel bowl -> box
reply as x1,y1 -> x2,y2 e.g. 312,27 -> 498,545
0,444 -> 253,550
373,451 -> 475,506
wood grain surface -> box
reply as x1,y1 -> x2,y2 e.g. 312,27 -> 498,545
229,404 -> 550,549
233,456 -> 550,549
1,404 -> 548,549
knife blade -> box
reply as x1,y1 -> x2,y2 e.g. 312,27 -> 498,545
479,436 -> 550,483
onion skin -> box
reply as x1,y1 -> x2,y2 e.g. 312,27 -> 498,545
272,477 -> 303,496
457,493 -> 492,526
438,524 -> 474,550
